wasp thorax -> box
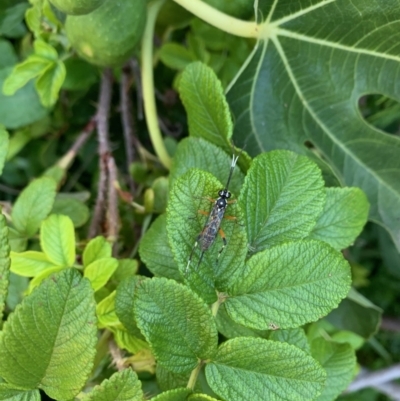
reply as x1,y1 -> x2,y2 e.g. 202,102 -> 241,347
217,198 -> 227,208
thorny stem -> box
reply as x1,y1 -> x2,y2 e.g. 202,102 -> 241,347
172,0 -> 260,38
107,156 -> 119,253
141,0 -> 171,169
187,360 -> 203,390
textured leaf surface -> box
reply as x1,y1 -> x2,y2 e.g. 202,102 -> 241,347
0,214 -> 10,322
35,61 -> 66,107
269,328 -> 310,355
83,236 -> 112,267
311,338 -> 356,401
96,291 -> 120,329
167,169 -> 247,303
10,251 -> 57,276
134,277 -> 218,373
151,388 -> 192,401
11,177 -> 57,237
40,214 -> 75,267
188,395 -> 220,401
0,126 -> 8,176
170,137 -> 244,197
0,269 -> 97,399
0,385 -> 40,401
225,240 -> 351,329
310,188 -> 369,250
179,62 -> 232,148
206,337 -> 325,401
228,0 -> 400,250
238,151 -> 325,253
139,214 -> 180,281
84,257 -> 118,292
81,369 -> 143,401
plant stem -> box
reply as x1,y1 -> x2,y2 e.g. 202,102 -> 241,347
173,0 -> 260,38
141,0 -> 171,169
187,361 -> 203,390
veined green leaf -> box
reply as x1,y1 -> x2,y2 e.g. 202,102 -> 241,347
151,388 -> 192,401
96,291 -> 121,329
84,257 -> 118,292
0,214 -> 10,322
310,187 -> 369,250
188,394 -> 220,401
0,269 -> 97,400
51,197 -> 90,228
156,365 -> 190,392
40,214 -> 76,267
205,337 -> 326,401
0,126 -> 8,176
0,385 -> 40,401
35,60 -> 66,107
269,328 -> 310,355
112,259 -> 138,283
33,40 -> 58,61
27,266 -> 64,294
238,150 -> 325,253
159,42 -> 196,70
167,169 -> 247,304
228,1 -> 400,251
10,251 -> 57,277
179,62 -> 232,148
81,369 -> 143,401
112,329 -> 149,354
11,177 -> 57,237
83,236 -> 112,267
225,240 -> 351,330
139,214 -> 180,281
134,277 -> 218,374
311,338 -> 356,401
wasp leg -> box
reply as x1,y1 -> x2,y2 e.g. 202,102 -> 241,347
224,214 -> 244,227
216,228 -> 227,264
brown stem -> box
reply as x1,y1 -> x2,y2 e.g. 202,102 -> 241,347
107,156 -> 119,255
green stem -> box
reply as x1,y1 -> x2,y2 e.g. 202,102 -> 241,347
141,0 -> 171,169
173,0 -> 260,38
187,361 -> 203,390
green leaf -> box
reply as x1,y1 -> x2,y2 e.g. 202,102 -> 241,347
139,214 -> 180,281
81,369 -> 143,401
269,328 -> 311,355
10,251 -> 57,277
310,188 -> 369,250
205,337 -> 326,401
151,388 -> 192,401
27,266 -> 65,294
225,240 -> 351,330
51,197 -> 90,228
35,60 -> 66,107
188,395 -> 220,401
0,385 -> 40,401
0,214 -> 10,322
0,67 -> 47,129
83,236 -> 112,267
227,1 -> 400,251
0,269 -> 97,400
113,259 -> 138,283
311,338 -> 356,401
0,3 -> 28,38
0,39 -> 15,68
62,58 -> 98,91
179,62 -> 232,148
134,277 -> 218,374
156,365 -> 190,392
159,42 -> 196,70
2,56 -> 50,95
33,40 -> 58,61
0,126 -> 8,176
167,169 -> 247,304
169,137 -> 244,197
11,177 -> 57,237
112,329 -> 148,354
326,288 -> 382,339
40,214 -> 76,267
238,150 -> 325,253
84,257 -> 118,292
96,291 -> 121,329
115,276 -> 144,337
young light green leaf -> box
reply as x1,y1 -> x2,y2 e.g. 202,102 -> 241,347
228,2 -> 400,252
112,259 -> 138,283
167,169 -> 247,304
51,197 -> 89,228
33,40 -> 58,60
112,329 -> 149,354
35,60 -> 66,107
134,277 -> 218,374
205,337 -> 326,401
115,276 -> 144,338
40,214 -> 76,267
269,328 -> 310,355
238,150 -> 325,253
139,214 -> 180,281
0,385 -> 40,401
0,269 -> 97,400
11,177 -> 57,237
0,126 -> 8,176
225,240 -> 351,330
169,137 -> 244,197
159,42 -> 196,70
311,338 -> 356,401
0,214 -> 10,322
27,266 -> 64,294
96,291 -> 121,329
84,257 -> 118,292
83,236 -> 112,267
310,187 -> 369,250
81,369 -> 143,401
151,388 -> 192,401
179,62 -> 232,148
10,251 -> 58,276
